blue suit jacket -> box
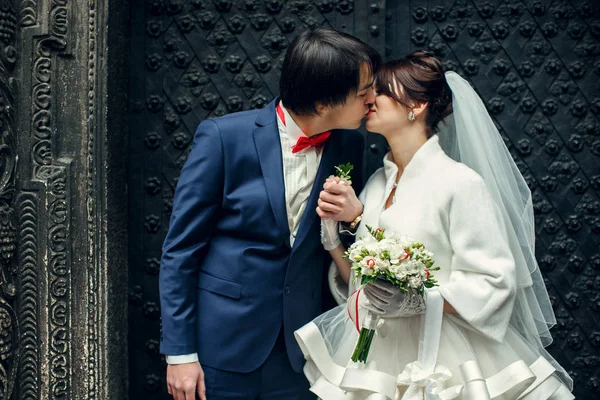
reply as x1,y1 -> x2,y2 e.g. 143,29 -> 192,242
159,98 -> 364,373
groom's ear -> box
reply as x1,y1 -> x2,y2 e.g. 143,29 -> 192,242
315,102 -> 328,115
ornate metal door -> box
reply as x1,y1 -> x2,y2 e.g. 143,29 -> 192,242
128,0 -> 599,398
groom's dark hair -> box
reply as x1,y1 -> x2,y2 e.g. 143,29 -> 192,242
280,28 -> 381,116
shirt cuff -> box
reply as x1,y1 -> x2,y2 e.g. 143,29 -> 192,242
339,221 -> 359,236
165,353 -> 198,364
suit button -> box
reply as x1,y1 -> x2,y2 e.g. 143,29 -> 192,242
284,286 -> 291,295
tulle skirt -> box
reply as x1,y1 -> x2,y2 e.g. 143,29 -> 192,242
295,304 -> 573,400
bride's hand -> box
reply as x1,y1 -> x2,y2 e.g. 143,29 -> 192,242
317,177 -> 363,222
363,280 -> 426,318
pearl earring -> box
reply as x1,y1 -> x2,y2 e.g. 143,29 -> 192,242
408,111 -> 415,121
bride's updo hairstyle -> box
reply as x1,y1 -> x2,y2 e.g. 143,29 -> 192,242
376,51 -> 453,137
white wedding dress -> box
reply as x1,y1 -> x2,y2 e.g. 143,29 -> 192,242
295,136 -> 573,400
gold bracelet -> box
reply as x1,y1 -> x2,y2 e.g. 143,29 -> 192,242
348,213 -> 363,230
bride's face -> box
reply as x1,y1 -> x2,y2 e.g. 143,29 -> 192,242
365,81 -> 412,135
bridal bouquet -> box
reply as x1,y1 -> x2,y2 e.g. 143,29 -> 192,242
345,226 -> 440,362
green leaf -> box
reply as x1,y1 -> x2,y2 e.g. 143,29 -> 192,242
335,163 -> 354,183
361,275 -> 377,285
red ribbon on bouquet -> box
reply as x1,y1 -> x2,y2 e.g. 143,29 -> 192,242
347,289 -> 362,333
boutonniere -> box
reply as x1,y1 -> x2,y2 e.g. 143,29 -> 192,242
334,162 -> 353,185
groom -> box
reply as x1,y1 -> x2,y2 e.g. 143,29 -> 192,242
159,28 -> 379,400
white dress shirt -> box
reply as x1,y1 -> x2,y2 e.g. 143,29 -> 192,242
167,103 -> 324,364
277,103 -> 324,245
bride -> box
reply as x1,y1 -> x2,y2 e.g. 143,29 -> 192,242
295,51 -> 574,399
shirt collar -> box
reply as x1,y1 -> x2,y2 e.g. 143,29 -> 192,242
278,102 -> 311,143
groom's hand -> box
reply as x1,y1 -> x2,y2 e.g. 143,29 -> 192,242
167,362 -> 206,400
317,177 -> 363,223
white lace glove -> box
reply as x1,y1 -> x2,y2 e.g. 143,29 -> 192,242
363,279 -> 426,318
320,218 -> 341,250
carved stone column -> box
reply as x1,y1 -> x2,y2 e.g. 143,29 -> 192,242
0,0 -> 18,398
14,0 -> 129,399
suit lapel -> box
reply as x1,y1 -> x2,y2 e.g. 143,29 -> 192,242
291,134 -> 338,252
253,100 -> 291,246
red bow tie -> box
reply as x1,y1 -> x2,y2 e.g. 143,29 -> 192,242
277,102 -> 331,154
291,132 -> 331,153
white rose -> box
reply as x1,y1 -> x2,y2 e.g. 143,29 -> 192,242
375,258 -> 391,273
349,247 -> 363,261
395,270 -> 408,282
403,260 -> 420,274
364,243 -> 379,255
389,262 -> 407,281
388,246 -> 407,264
362,235 -> 378,247
409,274 -> 423,289
361,266 -> 374,276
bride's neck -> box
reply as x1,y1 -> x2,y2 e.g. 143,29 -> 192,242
386,126 -> 428,175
